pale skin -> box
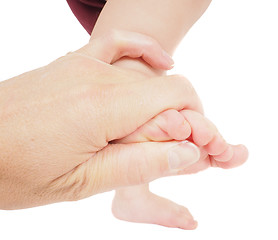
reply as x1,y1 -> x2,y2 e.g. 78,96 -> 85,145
0,31 -> 205,209
91,0 -> 248,229
112,109 -> 247,230
0,0 -> 247,230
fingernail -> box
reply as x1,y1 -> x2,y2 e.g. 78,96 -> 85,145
168,141 -> 200,170
162,50 -> 175,67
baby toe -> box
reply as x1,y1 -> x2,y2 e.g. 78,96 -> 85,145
213,144 -> 234,162
215,144 -> 248,169
204,133 -> 228,156
160,109 -> 191,140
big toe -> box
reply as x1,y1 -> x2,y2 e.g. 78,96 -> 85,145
170,205 -> 198,230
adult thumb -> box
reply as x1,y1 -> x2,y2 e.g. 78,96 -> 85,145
58,141 -> 200,201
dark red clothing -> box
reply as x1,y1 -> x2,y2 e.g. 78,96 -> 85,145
67,0 -> 106,34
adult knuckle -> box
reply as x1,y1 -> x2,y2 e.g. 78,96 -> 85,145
172,75 -> 195,93
107,29 -> 124,47
167,75 -> 204,112
162,75 -> 195,102
142,35 -> 157,48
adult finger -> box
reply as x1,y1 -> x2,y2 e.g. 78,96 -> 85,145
78,30 -> 174,69
48,141 -> 200,201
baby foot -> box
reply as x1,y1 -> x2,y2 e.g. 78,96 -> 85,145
177,110 -> 248,174
112,109 -> 248,229
112,185 -> 197,230
117,108 -> 247,169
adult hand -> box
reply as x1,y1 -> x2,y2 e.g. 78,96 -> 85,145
0,31 -> 203,210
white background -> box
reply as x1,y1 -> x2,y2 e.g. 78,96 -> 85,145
0,0 -> 277,239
